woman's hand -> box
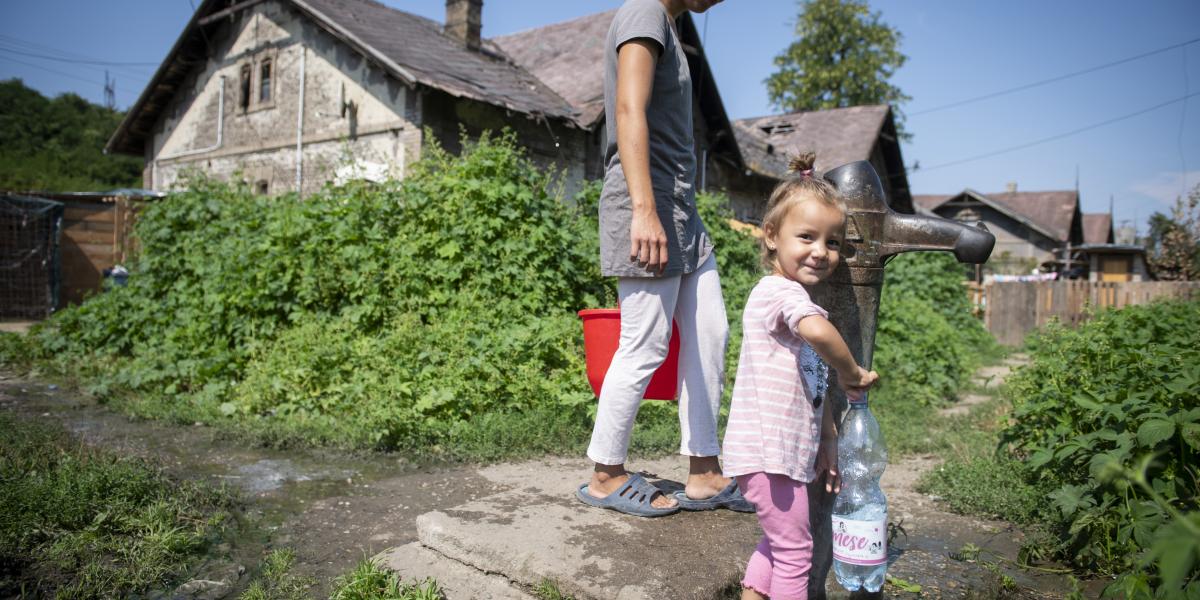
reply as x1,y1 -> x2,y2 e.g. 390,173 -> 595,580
814,436 -> 840,494
630,207 -> 668,274
839,366 -> 879,402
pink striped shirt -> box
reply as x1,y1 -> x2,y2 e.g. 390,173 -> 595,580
723,275 -> 829,483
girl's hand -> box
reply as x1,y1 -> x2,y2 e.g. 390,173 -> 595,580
839,366 -> 879,402
815,436 -> 840,494
630,208 -> 668,274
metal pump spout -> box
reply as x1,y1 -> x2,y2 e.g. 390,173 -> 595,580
804,161 -> 996,596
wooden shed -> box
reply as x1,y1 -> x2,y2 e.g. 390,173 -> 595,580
5,192 -> 157,310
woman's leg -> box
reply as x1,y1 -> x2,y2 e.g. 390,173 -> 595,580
674,255 -> 731,496
586,275 -> 681,481
737,472 -> 813,600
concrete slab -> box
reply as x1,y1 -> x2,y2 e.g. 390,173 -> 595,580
376,542 -> 536,600
414,456 -> 758,600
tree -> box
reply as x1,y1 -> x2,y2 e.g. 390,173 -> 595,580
1145,183 -> 1200,281
0,79 -> 142,192
765,0 -> 911,140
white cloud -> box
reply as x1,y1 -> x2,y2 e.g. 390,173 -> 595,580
1128,170 -> 1200,204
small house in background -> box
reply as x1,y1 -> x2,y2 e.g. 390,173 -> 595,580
1077,211 -> 1151,282
914,184 -> 1082,276
730,105 -> 913,221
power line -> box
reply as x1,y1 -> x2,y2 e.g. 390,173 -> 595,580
910,36 -> 1200,117
0,55 -> 141,101
913,90 -> 1200,173
0,45 -> 159,67
0,35 -> 156,82
0,45 -> 158,67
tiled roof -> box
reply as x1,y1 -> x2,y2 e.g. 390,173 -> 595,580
913,194 -> 952,212
296,0 -> 577,122
732,106 -> 891,179
1082,213 -> 1113,244
491,10 -> 616,128
985,190 -> 1078,242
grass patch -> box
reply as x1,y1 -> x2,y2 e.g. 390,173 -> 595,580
239,550 -> 441,600
918,455 -> 1049,524
0,412 -> 237,598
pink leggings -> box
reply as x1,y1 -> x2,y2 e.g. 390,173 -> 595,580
736,472 -> 812,600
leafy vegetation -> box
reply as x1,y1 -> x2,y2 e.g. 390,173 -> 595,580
928,299 -> 1199,598
0,79 -> 142,192
2,130 -> 990,463
871,252 -> 1000,455
0,412 -> 236,598
765,0 -> 911,140
1145,183 -> 1200,281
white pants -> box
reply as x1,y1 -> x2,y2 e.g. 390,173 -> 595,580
587,254 -> 729,465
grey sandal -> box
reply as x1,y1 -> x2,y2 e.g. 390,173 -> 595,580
575,473 -> 681,518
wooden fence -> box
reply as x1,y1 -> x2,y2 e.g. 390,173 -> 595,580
983,281 -> 1200,346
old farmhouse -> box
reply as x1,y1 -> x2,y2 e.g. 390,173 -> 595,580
107,0 -> 911,216
106,0 -> 744,199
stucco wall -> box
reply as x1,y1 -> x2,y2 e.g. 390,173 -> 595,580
148,1 -> 419,195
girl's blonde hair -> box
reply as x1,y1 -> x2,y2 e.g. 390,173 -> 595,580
760,152 -> 847,270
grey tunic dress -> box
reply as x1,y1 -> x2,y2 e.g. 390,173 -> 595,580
598,0 -> 714,278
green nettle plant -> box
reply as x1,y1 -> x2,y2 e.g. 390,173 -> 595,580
1001,299 -> 1200,598
2,129 -> 990,460
874,253 -> 997,405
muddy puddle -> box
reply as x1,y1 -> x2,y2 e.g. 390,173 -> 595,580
0,372 -> 501,596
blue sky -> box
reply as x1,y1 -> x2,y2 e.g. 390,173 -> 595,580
2,1 -> 1198,235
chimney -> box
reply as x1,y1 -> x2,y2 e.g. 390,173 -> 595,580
445,0 -> 482,51
1005,181 -> 1017,193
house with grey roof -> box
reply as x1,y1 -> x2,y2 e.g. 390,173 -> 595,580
914,186 -> 1083,275
730,105 -> 913,222
106,0 -> 743,199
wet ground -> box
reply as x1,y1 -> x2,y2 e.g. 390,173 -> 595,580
0,360 -> 1104,599
0,370 -> 500,596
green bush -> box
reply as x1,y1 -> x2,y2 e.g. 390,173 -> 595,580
875,252 -> 996,405
21,129 -> 988,461
1000,299 -> 1200,597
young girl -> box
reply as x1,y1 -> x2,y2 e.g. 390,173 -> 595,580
722,153 -> 879,600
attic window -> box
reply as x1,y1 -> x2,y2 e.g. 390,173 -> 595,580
239,64 -> 251,111
259,58 -> 273,103
761,122 -> 795,136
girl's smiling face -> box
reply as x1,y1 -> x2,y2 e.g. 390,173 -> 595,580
765,200 -> 845,285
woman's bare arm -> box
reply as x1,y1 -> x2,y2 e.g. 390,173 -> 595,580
615,39 -> 668,274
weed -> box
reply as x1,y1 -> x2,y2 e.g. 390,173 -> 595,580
0,413 -> 236,598
534,578 -> 575,600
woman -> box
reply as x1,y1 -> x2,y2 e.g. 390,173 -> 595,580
575,0 -> 749,517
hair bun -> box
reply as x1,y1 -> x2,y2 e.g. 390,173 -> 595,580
788,152 -> 816,175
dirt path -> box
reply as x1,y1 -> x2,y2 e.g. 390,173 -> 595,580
2,352 -> 1084,598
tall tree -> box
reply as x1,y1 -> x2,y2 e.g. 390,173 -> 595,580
766,0 -> 911,140
1146,184 -> 1200,281
0,79 -> 142,192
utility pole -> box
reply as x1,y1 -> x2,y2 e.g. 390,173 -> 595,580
103,71 -> 115,110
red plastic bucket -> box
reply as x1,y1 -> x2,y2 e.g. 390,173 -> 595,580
578,308 -> 679,401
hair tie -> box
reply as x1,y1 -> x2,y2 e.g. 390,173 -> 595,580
799,169 -> 813,178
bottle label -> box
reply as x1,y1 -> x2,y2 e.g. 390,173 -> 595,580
831,515 -> 887,566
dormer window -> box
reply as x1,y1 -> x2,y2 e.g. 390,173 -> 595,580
259,58 -> 272,103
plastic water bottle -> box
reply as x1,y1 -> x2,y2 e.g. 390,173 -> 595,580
832,395 -> 889,592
